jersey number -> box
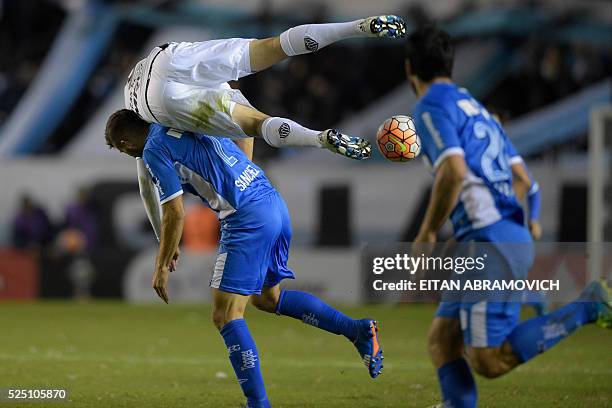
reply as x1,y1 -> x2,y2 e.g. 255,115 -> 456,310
167,130 -> 238,167
208,137 -> 237,167
473,121 -> 513,196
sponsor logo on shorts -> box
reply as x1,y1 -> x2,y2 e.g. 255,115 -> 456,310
278,122 -> 291,139
304,37 -> 319,52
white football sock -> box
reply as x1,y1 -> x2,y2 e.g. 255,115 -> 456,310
279,20 -> 367,56
261,117 -> 321,148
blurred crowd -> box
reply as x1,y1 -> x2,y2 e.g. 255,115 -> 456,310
12,189 -> 99,254
11,189 -> 100,299
10,188 -> 220,298
486,40 -> 609,119
11,190 -> 221,255
0,0 -> 609,156
0,0 -> 65,127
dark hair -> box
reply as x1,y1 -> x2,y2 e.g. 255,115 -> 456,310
105,109 -> 147,149
404,25 -> 454,82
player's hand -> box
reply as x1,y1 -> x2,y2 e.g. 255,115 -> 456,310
529,220 -> 542,241
152,266 -> 170,304
413,229 -> 436,257
169,248 -> 180,272
440,237 -> 457,258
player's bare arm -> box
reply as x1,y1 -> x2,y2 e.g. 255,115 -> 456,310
153,195 -> 184,304
528,218 -> 542,240
233,137 -> 254,161
415,155 -> 467,244
511,162 -> 531,201
511,162 -> 542,239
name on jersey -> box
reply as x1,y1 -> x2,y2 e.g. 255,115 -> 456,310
457,98 -> 491,119
235,165 -> 260,192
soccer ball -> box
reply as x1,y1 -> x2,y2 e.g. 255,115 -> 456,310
376,115 -> 421,162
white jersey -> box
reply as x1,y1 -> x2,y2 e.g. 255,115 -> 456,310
124,38 -> 256,139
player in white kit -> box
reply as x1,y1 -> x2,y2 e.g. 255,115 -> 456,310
123,15 -> 406,160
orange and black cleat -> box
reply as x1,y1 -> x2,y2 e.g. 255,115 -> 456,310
353,319 -> 384,378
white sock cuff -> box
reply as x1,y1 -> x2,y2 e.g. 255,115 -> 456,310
279,29 -> 297,56
279,20 -> 363,57
261,117 -> 320,148
261,117 -> 277,146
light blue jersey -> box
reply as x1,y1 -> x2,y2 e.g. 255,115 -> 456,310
413,83 -> 525,239
143,124 -> 275,218
143,123 -> 294,296
415,84 -> 535,347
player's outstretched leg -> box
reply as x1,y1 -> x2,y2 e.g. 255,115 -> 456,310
232,104 -> 372,160
467,280 -> 611,379
212,289 -> 271,408
251,287 -> 383,378
507,280 -> 611,363
249,16 -> 407,71
278,15 -> 406,57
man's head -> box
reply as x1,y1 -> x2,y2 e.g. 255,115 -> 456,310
105,109 -> 150,158
404,26 -> 454,96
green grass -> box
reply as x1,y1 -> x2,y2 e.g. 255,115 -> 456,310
0,302 -> 610,407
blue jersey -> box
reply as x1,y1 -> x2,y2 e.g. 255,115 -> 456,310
413,83 -> 524,239
142,124 -> 275,218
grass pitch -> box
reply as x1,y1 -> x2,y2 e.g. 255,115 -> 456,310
0,302 -> 610,407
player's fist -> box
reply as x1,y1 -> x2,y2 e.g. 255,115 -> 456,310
152,266 -> 170,304
413,229 -> 437,257
529,220 -> 542,241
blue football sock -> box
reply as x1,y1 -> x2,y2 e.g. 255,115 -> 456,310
276,290 -> 359,341
437,358 -> 477,408
220,319 -> 270,408
507,301 -> 596,363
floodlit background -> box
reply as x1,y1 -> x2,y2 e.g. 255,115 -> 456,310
0,1 -> 611,407
1,0 -> 610,303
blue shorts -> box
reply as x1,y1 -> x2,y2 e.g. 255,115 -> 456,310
209,191 -> 295,295
436,219 -> 534,348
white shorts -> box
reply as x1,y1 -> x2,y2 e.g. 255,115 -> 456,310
124,38 -> 256,138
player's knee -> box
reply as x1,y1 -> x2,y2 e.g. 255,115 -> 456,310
251,292 -> 279,313
427,318 -> 462,366
211,309 -> 229,330
211,307 -> 246,330
427,328 -> 451,365
471,359 -> 503,379
427,325 -> 444,357
231,104 -> 269,137
469,350 -> 506,379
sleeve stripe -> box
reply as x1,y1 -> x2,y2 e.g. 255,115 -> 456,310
159,190 -> 184,205
509,156 -> 524,165
421,111 -> 444,149
433,147 -> 465,170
